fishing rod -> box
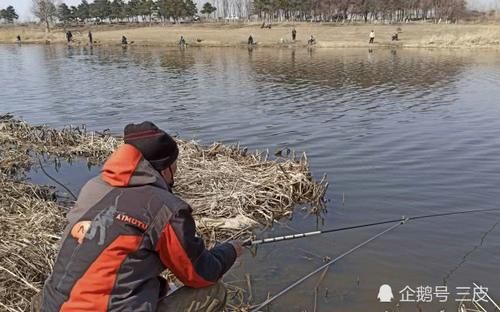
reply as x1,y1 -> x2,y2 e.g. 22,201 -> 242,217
243,207 -> 500,247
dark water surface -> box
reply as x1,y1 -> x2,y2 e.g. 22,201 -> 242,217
1,45 -> 500,311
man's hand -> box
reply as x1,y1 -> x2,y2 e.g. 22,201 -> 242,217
229,240 -> 245,258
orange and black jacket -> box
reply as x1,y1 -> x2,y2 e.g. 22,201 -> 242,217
41,144 -> 237,311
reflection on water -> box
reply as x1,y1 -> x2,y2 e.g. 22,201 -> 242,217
1,45 -> 500,311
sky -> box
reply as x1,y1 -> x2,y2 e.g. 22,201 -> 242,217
1,0 -> 498,21
0,0 -> 81,21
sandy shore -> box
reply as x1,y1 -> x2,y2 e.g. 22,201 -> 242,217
1,23 -> 500,49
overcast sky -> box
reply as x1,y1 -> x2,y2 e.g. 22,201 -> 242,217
0,0 -> 80,21
1,0 -> 498,21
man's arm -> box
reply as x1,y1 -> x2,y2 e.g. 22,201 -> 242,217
155,205 -> 237,288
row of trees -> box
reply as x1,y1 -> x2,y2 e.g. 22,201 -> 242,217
40,0 -> 468,24
57,0 -> 199,23
0,5 -> 18,23
250,0 -> 468,22
32,0 -> 201,31
180,0 -> 468,22
30,0 -> 472,32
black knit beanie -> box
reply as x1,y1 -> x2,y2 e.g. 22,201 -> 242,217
123,121 -> 179,172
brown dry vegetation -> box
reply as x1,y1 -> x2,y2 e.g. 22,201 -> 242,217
0,114 -> 327,311
1,23 -> 500,48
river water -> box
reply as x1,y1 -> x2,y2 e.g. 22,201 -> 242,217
1,45 -> 500,311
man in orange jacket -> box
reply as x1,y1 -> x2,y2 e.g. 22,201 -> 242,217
36,121 -> 244,312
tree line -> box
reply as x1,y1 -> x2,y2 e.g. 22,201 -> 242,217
250,0 -> 467,22
0,5 -> 19,23
58,0 -> 199,23
32,0 -> 201,31
187,0 -> 468,22
24,0 -> 475,33
32,0 -> 469,25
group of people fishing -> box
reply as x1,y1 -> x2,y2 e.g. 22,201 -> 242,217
247,27 -> 398,47
65,30 -> 129,47
248,27 -> 313,46
38,26 -> 398,49
62,30 -> 93,45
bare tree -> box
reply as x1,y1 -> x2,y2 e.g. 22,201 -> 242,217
32,0 -> 57,33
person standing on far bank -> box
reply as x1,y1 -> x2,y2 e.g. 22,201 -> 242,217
369,30 -> 375,44
66,31 -> 73,43
88,31 -> 93,46
292,28 -> 297,41
179,35 -> 186,47
308,35 -> 316,46
35,121 -> 244,312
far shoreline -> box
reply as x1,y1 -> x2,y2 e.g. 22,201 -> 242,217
1,23 -> 500,50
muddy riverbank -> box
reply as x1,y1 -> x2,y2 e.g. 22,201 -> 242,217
1,23 -> 500,49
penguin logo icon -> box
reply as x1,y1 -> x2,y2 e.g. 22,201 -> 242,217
377,284 -> 394,303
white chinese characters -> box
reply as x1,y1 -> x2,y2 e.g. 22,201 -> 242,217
384,284 -> 494,304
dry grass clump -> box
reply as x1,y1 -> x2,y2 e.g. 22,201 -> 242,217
424,30 -> 500,47
0,114 -> 119,168
0,177 -> 65,312
0,115 -> 327,311
0,113 -> 327,234
0,148 -> 31,176
0,25 -> 61,43
177,142 -> 327,242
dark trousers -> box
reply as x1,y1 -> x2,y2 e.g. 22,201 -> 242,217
32,282 -> 228,312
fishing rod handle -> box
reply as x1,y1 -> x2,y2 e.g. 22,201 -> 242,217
243,231 -> 322,246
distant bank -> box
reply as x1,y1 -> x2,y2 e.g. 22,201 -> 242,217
1,23 -> 499,49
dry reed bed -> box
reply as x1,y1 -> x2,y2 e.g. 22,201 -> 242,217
0,178 -> 64,312
0,114 -> 327,311
423,30 -> 500,47
0,114 -> 119,165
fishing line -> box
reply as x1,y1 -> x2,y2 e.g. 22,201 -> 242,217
442,218 -> 500,284
37,157 -> 77,200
